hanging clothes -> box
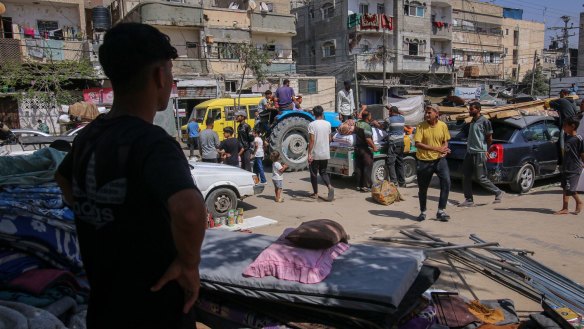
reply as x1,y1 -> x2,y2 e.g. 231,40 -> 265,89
347,13 -> 361,28
381,15 -> 393,30
361,13 -> 379,30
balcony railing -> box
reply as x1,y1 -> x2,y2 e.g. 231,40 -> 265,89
172,58 -> 209,76
347,13 -> 394,33
431,22 -> 451,39
0,38 -> 89,63
251,13 -> 296,35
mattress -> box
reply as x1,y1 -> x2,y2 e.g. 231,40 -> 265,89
199,229 -> 426,313
332,133 -> 355,146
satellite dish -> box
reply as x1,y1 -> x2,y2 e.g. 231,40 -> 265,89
260,1 -> 269,11
249,0 -> 257,10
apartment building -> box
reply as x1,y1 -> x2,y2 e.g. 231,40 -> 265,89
293,0 -> 453,104
113,0 -> 296,105
500,8 -> 544,82
0,0 -> 89,64
451,0 -> 504,86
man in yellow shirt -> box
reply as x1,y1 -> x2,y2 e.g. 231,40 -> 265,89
414,105 -> 451,222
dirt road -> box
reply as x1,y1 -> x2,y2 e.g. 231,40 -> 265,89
238,170 -> 584,314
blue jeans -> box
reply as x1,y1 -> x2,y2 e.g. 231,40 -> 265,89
254,156 -> 267,183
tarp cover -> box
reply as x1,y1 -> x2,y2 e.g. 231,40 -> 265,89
68,102 -> 99,121
386,95 -> 425,125
200,229 -> 425,313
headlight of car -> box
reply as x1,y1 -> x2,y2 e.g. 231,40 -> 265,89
253,175 -> 259,184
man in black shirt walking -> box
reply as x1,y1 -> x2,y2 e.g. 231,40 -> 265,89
55,23 -> 207,329
236,110 -> 253,171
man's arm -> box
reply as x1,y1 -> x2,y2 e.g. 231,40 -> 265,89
308,133 -> 315,163
55,172 -> 73,206
152,188 -> 206,314
486,133 -> 493,149
366,137 -> 377,152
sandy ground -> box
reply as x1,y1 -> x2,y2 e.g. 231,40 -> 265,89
229,166 -> 584,316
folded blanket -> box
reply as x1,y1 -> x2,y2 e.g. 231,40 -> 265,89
243,228 -> 349,284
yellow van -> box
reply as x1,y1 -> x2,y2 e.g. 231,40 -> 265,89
181,96 -> 262,142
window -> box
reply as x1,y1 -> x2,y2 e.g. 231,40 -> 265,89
225,106 -> 245,121
506,29 -> 509,35
511,68 -> 517,78
405,2 -> 425,17
299,79 -> 318,94
546,121 -> 560,142
513,30 -> 519,46
504,48 -> 508,55
37,20 -> 59,33
512,49 -> 518,64
322,3 -> 334,19
218,42 -> 237,59
359,3 -> 369,14
408,43 -> 419,56
377,3 -> 385,14
523,123 -> 548,142
362,44 -> 370,53
489,52 -> 494,63
322,41 -> 336,57
225,81 -> 237,92
209,108 -> 222,121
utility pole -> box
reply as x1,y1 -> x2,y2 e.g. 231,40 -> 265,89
354,54 -> 360,106
548,15 -> 577,78
382,24 -> 387,104
530,50 -> 537,96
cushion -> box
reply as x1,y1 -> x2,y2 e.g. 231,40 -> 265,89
285,219 -> 349,249
242,228 -> 349,284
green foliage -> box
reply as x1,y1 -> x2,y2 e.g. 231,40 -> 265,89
521,66 -> 549,96
0,59 -> 95,105
234,43 -> 273,84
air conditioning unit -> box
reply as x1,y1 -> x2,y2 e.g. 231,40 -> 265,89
205,35 -> 214,44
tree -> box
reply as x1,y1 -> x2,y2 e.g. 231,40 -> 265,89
521,66 -> 549,96
233,42 -> 273,105
0,59 -> 95,132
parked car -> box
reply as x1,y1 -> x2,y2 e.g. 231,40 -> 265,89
11,129 -> 51,138
189,161 -> 264,218
447,115 -> 560,193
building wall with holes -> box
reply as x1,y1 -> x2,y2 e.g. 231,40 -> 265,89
2,0 -> 85,35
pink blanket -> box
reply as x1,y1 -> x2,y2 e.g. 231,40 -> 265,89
243,228 -> 349,284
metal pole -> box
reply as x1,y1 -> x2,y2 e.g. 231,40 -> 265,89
382,25 -> 387,104
530,50 -> 537,96
562,15 -> 570,77
354,54 -> 360,106
174,98 -> 181,141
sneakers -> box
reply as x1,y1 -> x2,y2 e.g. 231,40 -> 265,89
361,187 -> 370,193
327,187 -> 335,201
494,191 -> 505,204
436,211 -> 450,222
416,213 -> 427,222
458,199 -> 475,207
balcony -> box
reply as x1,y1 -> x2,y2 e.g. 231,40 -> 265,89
355,53 -> 395,73
347,14 -> 394,35
266,61 -> 296,74
172,58 -> 209,76
462,63 -> 502,77
134,2 -> 204,27
0,38 -> 90,63
431,24 -> 451,40
251,12 -> 296,35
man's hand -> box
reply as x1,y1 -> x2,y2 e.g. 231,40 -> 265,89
308,154 -> 313,164
372,145 -> 378,152
437,146 -> 450,154
151,258 -> 200,314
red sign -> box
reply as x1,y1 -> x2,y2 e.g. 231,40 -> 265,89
83,88 -> 114,105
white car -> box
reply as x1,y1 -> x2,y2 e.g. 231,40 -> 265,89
189,161 -> 264,218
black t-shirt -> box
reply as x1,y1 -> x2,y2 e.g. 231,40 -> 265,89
219,137 -> 242,166
237,122 -> 253,150
57,115 -> 200,328
563,134 -> 584,175
550,98 -> 578,123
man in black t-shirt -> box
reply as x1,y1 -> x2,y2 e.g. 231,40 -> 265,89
218,126 -> 242,166
55,23 -> 207,329
236,110 -> 253,171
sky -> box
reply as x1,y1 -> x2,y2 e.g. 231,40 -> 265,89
479,0 -> 583,48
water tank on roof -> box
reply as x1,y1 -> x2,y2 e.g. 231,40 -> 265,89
92,6 -> 111,32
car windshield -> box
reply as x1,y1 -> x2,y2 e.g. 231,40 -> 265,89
194,108 -> 206,121
491,122 -> 517,142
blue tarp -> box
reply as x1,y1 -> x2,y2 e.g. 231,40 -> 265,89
503,8 -> 523,20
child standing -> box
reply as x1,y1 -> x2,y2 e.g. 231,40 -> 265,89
252,129 -> 267,184
556,116 -> 584,215
270,151 -> 288,203
218,127 -> 242,167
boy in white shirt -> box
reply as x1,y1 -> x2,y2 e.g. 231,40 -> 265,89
252,129 -> 267,184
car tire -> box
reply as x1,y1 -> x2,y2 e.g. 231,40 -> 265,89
510,163 -> 535,193
371,159 -> 387,185
404,156 -> 417,184
206,187 -> 238,218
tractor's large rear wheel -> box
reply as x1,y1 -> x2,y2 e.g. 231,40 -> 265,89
269,116 -> 310,171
